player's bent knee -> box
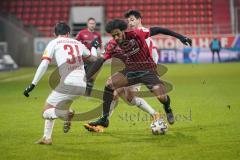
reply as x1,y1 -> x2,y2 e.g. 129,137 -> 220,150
105,81 -> 114,90
127,96 -> 134,103
42,107 -> 58,120
157,95 -> 167,103
113,91 -> 119,101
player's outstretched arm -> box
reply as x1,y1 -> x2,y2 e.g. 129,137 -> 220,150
23,59 -> 49,97
150,27 -> 192,46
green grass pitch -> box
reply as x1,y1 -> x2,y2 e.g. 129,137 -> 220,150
0,63 -> 240,160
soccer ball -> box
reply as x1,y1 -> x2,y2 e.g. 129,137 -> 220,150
150,119 -> 168,135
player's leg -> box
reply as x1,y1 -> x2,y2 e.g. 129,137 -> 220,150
109,87 -> 125,116
109,85 -> 159,121
151,84 -> 174,123
84,61 -> 95,96
217,50 -> 221,62
141,72 -> 175,124
124,86 -> 159,120
36,91 -> 75,144
85,77 -> 94,96
84,72 -> 129,132
36,104 -> 57,145
212,50 -> 215,63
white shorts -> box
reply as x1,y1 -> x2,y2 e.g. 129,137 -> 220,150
47,73 -> 86,109
46,90 -> 80,109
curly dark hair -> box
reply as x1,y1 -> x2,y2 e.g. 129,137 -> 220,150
105,19 -> 128,33
54,22 -> 70,36
124,9 -> 142,19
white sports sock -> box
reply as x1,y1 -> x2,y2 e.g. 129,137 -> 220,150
131,97 -> 156,115
43,119 -> 55,139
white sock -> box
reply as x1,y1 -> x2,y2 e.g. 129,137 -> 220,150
131,97 -> 156,115
43,119 -> 55,139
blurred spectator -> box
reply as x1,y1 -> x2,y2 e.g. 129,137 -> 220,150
75,17 -> 102,96
210,38 -> 222,63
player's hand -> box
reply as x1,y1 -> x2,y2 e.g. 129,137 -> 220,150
23,84 -> 35,97
180,37 -> 192,46
91,38 -> 101,49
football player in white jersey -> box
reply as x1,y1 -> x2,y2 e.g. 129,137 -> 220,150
23,22 -> 98,145
107,10 -> 174,129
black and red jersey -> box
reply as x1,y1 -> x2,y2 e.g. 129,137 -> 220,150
103,28 -> 156,71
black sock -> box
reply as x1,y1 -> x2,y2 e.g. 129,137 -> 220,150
102,86 -> 114,118
163,95 -> 171,112
85,82 -> 93,96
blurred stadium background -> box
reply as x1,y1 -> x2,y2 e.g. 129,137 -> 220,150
0,1 -> 240,160
0,0 -> 239,68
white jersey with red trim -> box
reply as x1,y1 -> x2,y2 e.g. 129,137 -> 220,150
38,37 -> 92,88
42,37 -> 90,69
42,37 -> 91,77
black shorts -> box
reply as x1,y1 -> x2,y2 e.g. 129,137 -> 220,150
119,70 -> 163,90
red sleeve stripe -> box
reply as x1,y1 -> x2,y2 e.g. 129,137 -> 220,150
82,51 -> 92,61
41,57 -> 52,62
82,55 -> 91,61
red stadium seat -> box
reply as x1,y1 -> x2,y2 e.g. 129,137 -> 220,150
39,13 -> 45,19
199,17 -> 205,24
16,13 -> 22,19
32,1 -> 38,6
183,17 -> 189,24
32,7 -> 38,13
122,5 -> 129,11
107,6 -> 114,12
176,17 -> 182,24
16,7 -> 23,13
55,1 -> 62,6
160,5 -> 167,11
168,17 -> 175,24
153,17 -> 159,25
146,5 -> 152,11
0,0 -> 221,36
151,0 -> 160,3
63,13 -> 68,19
24,1 -> 31,6
31,19 -> 37,26
160,0 -> 167,4
192,17 -> 198,23
168,0 -> 174,4
16,1 -> 23,6
169,5 -> 174,11
40,0 -> 47,6
9,6 -> 16,13
48,7 -> 54,13
160,18 -> 166,24
45,20 -> 52,26
39,7 -> 46,13
31,13 -> 37,19
22,13 -> 29,20
152,11 -> 159,17
48,1 -> 55,6
37,20 -> 44,26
